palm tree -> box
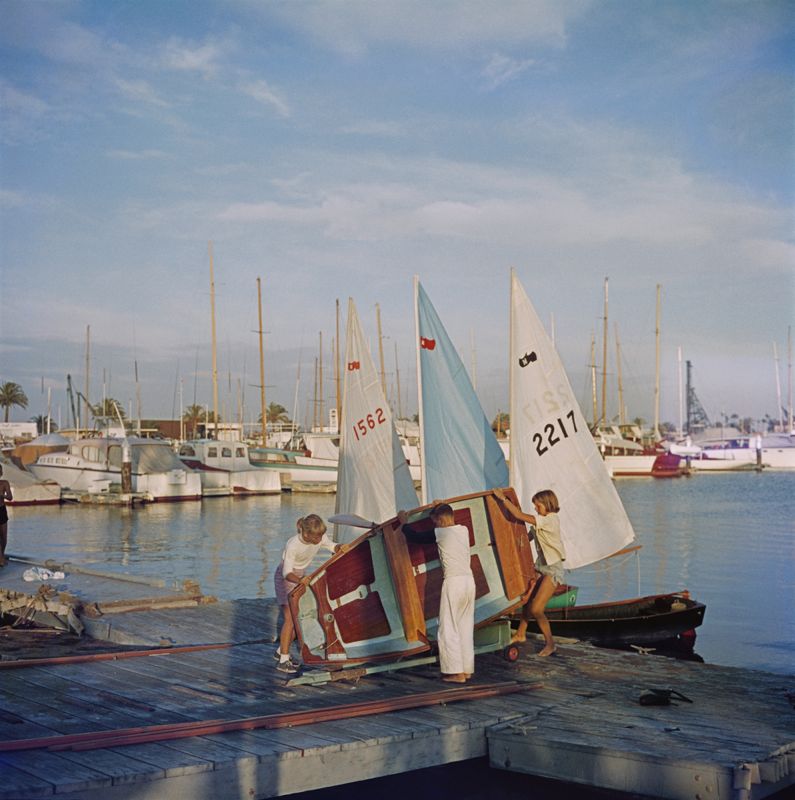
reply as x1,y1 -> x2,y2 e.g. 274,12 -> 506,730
0,381 -> 28,422
30,414 -> 58,434
91,398 -> 127,421
261,402 -> 290,425
182,404 -> 220,438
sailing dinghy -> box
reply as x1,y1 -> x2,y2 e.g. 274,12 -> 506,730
289,487 -> 536,666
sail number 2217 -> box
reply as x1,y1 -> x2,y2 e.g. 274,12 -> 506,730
533,409 -> 578,456
353,408 -> 386,440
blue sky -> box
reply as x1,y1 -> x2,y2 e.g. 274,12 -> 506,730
1,0 -> 793,431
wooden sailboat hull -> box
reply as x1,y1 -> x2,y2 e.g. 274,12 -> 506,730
290,488 -> 538,666
524,591 -> 705,646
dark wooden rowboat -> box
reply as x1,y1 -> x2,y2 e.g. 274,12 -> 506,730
289,488 -> 538,667
524,591 -> 705,647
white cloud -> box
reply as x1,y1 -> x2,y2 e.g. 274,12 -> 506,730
161,37 -> 225,78
106,149 -> 170,161
340,120 -> 408,137
481,52 -> 537,89
115,78 -> 170,108
240,79 -> 290,117
265,0 -> 593,55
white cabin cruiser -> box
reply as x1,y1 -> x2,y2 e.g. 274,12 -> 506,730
177,440 -> 281,496
28,437 -> 202,501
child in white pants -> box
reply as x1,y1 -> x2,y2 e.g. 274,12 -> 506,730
398,503 -> 475,683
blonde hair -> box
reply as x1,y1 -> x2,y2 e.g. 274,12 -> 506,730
298,514 -> 327,536
531,489 -> 560,514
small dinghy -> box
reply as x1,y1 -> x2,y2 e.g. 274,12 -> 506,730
289,488 -> 538,666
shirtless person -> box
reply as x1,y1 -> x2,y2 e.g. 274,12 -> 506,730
0,465 -> 12,567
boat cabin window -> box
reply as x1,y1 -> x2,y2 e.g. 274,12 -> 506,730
221,447 -> 232,458
108,446 -> 122,468
179,446 -> 196,457
82,445 -> 102,463
207,447 -> 218,458
236,447 -> 245,458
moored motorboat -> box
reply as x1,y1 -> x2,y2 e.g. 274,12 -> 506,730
28,437 -> 202,501
177,439 -> 281,496
0,455 -> 61,505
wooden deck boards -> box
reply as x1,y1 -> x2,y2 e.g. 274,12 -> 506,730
1,590 -> 792,800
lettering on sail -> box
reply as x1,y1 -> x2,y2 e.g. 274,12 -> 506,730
521,385 -> 569,425
532,409 -> 579,457
353,408 -> 386,441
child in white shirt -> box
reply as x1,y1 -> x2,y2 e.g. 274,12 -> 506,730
273,514 -> 345,673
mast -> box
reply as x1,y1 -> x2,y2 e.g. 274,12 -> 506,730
590,333 -> 598,428
677,345 -> 683,439
601,277 -> 608,428
654,283 -> 661,438
335,299 -> 341,432
376,303 -> 386,397
413,276 -> 427,504
257,277 -> 267,446
318,331 -> 324,430
615,323 -> 624,426
773,341 -> 783,431
84,324 -> 90,432
135,358 -> 141,435
508,271 -> 515,487
209,241 -> 219,439
394,341 -> 402,419
789,325 -> 793,434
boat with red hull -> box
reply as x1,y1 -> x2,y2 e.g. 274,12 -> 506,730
289,488 -> 538,667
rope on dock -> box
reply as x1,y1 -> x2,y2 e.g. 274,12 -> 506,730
0,680 -> 541,753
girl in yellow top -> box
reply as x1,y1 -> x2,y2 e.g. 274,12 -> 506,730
494,488 -> 565,657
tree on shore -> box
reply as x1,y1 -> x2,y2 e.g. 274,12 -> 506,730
31,414 -> 58,434
0,382 -> 28,422
182,404 -> 220,438
91,398 -> 127,421
261,402 -> 290,425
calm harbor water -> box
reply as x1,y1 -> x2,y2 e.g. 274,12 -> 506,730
5,472 -> 794,799
8,471 -> 794,675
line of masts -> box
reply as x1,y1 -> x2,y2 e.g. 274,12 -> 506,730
57,259 -> 794,441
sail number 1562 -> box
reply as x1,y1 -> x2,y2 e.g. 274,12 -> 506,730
533,410 -> 578,456
353,408 -> 386,440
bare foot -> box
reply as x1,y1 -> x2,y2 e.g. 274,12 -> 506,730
442,674 -> 467,683
510,633 -> 526,643
464,673 -> 473,679
537,645 -> 557,657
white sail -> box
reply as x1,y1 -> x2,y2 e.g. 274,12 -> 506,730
414,277 -> 509,503
509,270 -> 635,569
334,298 -> 418,543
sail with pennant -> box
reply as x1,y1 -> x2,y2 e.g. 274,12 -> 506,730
334,298 -> 418,543
414,277 -> 509,504
509,270 -> 635,569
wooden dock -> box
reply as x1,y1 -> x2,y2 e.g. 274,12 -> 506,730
0,565 -> 792,800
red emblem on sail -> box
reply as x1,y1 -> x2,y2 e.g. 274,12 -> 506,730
420,337 -> 436,351
347,361 -> 360,371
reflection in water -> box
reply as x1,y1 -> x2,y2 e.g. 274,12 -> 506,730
7,474 -> 794,675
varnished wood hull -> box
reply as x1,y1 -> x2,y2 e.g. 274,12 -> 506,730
526,592 -> 706,646
290,488 -> 538,666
